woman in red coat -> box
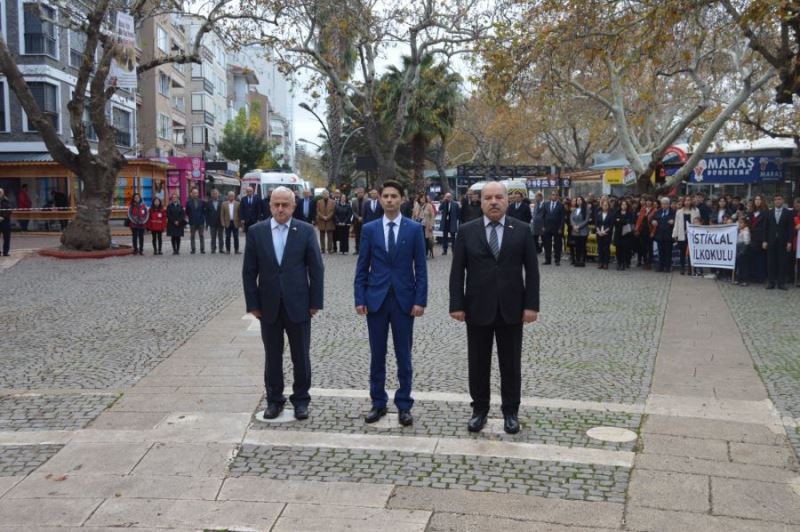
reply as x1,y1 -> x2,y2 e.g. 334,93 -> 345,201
127,193 -> 149,255
146,197 -> 167,255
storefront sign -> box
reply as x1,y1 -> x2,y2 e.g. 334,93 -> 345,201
687,224 -> 738,270
525,177 -> 570,189
690,155 -> 783,184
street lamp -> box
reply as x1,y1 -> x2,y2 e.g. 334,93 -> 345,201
297,137 -> 323,150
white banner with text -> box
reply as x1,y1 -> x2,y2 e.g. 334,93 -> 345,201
687,223 -> 738,270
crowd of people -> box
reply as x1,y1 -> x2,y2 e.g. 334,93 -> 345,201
123,184 -> 800,291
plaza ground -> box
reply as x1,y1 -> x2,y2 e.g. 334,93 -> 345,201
0,235 -> 798,531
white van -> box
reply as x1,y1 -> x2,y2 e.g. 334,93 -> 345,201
241,170 -> 305,198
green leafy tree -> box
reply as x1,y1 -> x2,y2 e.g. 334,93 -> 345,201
218,107 -> 279,177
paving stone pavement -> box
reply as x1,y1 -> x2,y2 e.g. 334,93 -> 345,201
229,444 -> 630,502
718,281 -> 800,459
0,394 -> 117,432
0,445 -> 64,477
0,252 -> 243,390
250,395 -> 641,452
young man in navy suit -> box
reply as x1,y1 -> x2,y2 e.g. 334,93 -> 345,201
243,187 -> 324,421
354,180 -> 428,426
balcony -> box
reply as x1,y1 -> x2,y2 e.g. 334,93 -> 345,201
115,130 -> 132,147
202,111 -> 214,126
203,78 -> 214,94
25,34 -> 57,57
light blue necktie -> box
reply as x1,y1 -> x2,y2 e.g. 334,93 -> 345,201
275,224 -> 287,265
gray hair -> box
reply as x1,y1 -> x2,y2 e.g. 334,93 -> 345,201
270,186 -> 294,201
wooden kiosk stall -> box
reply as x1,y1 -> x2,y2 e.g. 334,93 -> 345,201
0,155 -> 170,231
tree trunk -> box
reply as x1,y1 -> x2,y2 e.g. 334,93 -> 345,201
60,163 -> 120,251
411,132 -> 427,193
636,161 -> 657,195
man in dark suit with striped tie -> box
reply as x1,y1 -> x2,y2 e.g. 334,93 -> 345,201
449,181 -> 540,435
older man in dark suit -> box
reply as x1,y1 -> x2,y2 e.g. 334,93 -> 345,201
449,181 -> 540,435
542,191 -> 565,265
764,194 -> 794,290
243,186 -> 324,420
439,192 -> 460,255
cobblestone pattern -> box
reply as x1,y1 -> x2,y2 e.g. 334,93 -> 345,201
0,445 -> 64,477
0,253 -> 242,389
719,282 -> 800,458
251,396 -> 641,451
296,254 -> 670,404
230,444 -> 630,502
0,394 -> 116,431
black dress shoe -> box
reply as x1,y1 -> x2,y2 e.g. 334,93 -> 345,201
467,411 -> 488,433
543,260 -> 551,265
364,407 -> 388,423
503,414 -> 520,434
766,284 -> 775,289
294,405 -> 309,420
778,285 -> 788,290
398,410 -> 413,426
263,403 -> 284,420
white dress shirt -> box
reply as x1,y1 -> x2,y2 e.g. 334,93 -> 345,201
483,215 -> 506,250
228,202 -> 235,221
382,214 -> 402,251
270,218 -> 290,264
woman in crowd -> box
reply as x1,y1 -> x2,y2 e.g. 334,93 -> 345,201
635,195 -> 656,269
594,197 -> 614,270
570,196 -> 590,267
166,192 -> 186,255
748,194 -> 768,283
712,196 -> 732,225
629,197 -> 642,265
613,198 -> 635,270
334,192 -> 354,255
413,194 -> 436,259
734,216 -> 751,286
146,197 -> 167,255
127,193 -> 149,256
672,196 -> 700,275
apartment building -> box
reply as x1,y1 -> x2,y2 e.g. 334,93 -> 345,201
137,13 -> 188,158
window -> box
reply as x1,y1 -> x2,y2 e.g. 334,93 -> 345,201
191,92 -> 205,111
112,107 -> 132,147
192,124 -> 206,145
24,3 -> 57,57
0,82 -> 7,132
70,90 -> 96,141
158,72 -> 171,97
173,128 -> 185,146
191,62 -> 203,79
158,113 -> 171,140
157,26 -> 168,53
27,81 -> 59,130
69,29 -> 87,67
173,95 -> 185,112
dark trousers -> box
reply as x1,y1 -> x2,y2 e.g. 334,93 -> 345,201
225,222 -> 239,252
0,222 -> 10,255
543,230 -> 562,263
735,248 -> 749,282
749,246 -> 766,282
657,240 -> 673,271
353,222 -> 363,253
189,225 -> 205,252
767,241 -> 789,286
573,235 -> 587,264
639,234 -> 653,265
151,231 -> 162,253
467,310 -> 523,415
171,236 -> 181,253
209,225 -> 223,252
677,240 -> 688,270
441,230 -> 457,254
335,225 -> 350,253
259,301 -> 312,409
533,233 -> 543,254
366,290 -> 414,411
131,228 -> 144,252
597,234 -> 611,265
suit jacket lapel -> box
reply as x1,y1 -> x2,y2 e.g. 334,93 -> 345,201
477,218 -> 494,258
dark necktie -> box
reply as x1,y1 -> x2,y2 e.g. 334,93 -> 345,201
489,222 -> 500,259
388,221 -> 396,256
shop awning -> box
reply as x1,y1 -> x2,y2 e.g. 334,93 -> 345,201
206,172 -> 240,187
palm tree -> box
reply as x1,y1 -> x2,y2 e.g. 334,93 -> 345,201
382,56 -> 462,192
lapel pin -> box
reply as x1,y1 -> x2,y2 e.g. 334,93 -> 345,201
292,226 -> 297,231
508,225 -> 514,229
